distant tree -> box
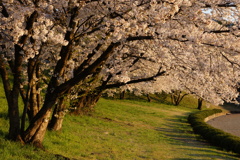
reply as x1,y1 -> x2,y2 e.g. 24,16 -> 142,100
171,90 -> 188,106
120,91 -> 125,100
198,98 -> 204,110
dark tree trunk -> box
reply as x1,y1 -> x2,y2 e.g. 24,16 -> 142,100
8,44 -> 23,140
8,92 -> 21,140
21,8 -> 89,147
22,7 -> 80,139
27,84 -> 41,121
48,97 -> 66,131
146,94 -> 151,102
171,90 -> 188,106
8,11 -> 38,141
0,69 -> 20,140
120,91 -> 125,99
0,55 -> 20,140
71,91 -> 102,115
21,59 -> 42,133
22,101 -> 54,148
198,98 -> 203,110
21,87 -> 58,148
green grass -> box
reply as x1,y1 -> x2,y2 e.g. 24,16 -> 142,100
0,83 -> 56,160
44,99 -> 238,159
0,85 -> 239,159
107,91 -> 216,110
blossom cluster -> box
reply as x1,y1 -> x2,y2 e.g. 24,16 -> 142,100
0,0 -> 240,105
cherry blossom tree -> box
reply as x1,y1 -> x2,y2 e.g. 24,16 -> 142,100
104,1 -> 240,108
0,0 -> 240,148
0,0 -> 169,147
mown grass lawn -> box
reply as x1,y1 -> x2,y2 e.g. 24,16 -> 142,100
0,92 -> 239,159
44,99 -> 239,159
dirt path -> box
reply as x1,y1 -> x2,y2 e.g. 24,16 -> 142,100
207,113 -> 240,137
207,103 -> 240,137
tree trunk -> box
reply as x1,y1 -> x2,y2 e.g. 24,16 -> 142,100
71,91 -> 102,115
8,44 -> 23,140
22,108 -> 52,149
21,61 -> 42,133
0,64 -> 21,140
8,92 -> 21,140
198,98 -> 203,110
0,54 -> 20,140
48,97 -> 66,131
27,62 -> 41,121
120,91 -> 125,99
22,91 -> 57,148
27,84 -> 41,121
7,11 -> 38,140
171,90 -> 188,106
146,94 -> 151,102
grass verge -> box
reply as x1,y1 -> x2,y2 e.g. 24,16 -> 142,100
43,99 -> 239,159
0,90 -> 239,159
188,109 -> 240,155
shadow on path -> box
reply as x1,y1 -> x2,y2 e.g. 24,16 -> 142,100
218,102 -> 240,113
156,112 -> 239,160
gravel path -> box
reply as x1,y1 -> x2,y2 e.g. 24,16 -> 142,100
207,113 -> 240,137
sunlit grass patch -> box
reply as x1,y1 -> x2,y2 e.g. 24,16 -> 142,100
0,76 -> 238,160
43,98 -> 239,159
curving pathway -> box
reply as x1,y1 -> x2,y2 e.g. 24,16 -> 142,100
207,113 -> 240,137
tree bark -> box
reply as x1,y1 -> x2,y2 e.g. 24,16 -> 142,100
7,44 -> 24,140
27,83 -> 41,121
21,57 -> 42,132
146,94 -> 151,102
48,97 -> 66,131
22,7 -> 80,138
120,91 -> 125,99
171,90 -> 188,106
198,98 -> 203,110
8,92 -> 21,140
7,10 -> 38,140
0,54 -> 20,140
21,88 -> 58,147
22,105 -> 53,148
71,91 -> 102,115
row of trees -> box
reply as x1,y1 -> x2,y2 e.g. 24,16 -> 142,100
0,0 -> 240,148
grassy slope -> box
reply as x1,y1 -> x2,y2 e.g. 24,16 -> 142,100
0,84 -> 56,160
44,99 -> 238,159
0,85 -> 239,159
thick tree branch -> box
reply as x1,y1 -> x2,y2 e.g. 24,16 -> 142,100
126,36 -> 153,41
74,30 -> 116,75
207,30 -> 231,33
204,3 -> 237,8
204,29 -> 240,37
168,36 -> 240,54
0,1 -> 9,17
220,52 -> 240,68
0,54 -> 11,102
168,36 -> 188,42
103,71 -> 166,89
47,7 -> 79,90
55,34 -> 155,95
74,43 -> 103,75
55,42 -> 120,95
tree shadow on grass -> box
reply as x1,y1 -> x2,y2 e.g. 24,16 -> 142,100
0,111 -> 8,119
0,112 -> 8,138
155,113 -> 240,160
